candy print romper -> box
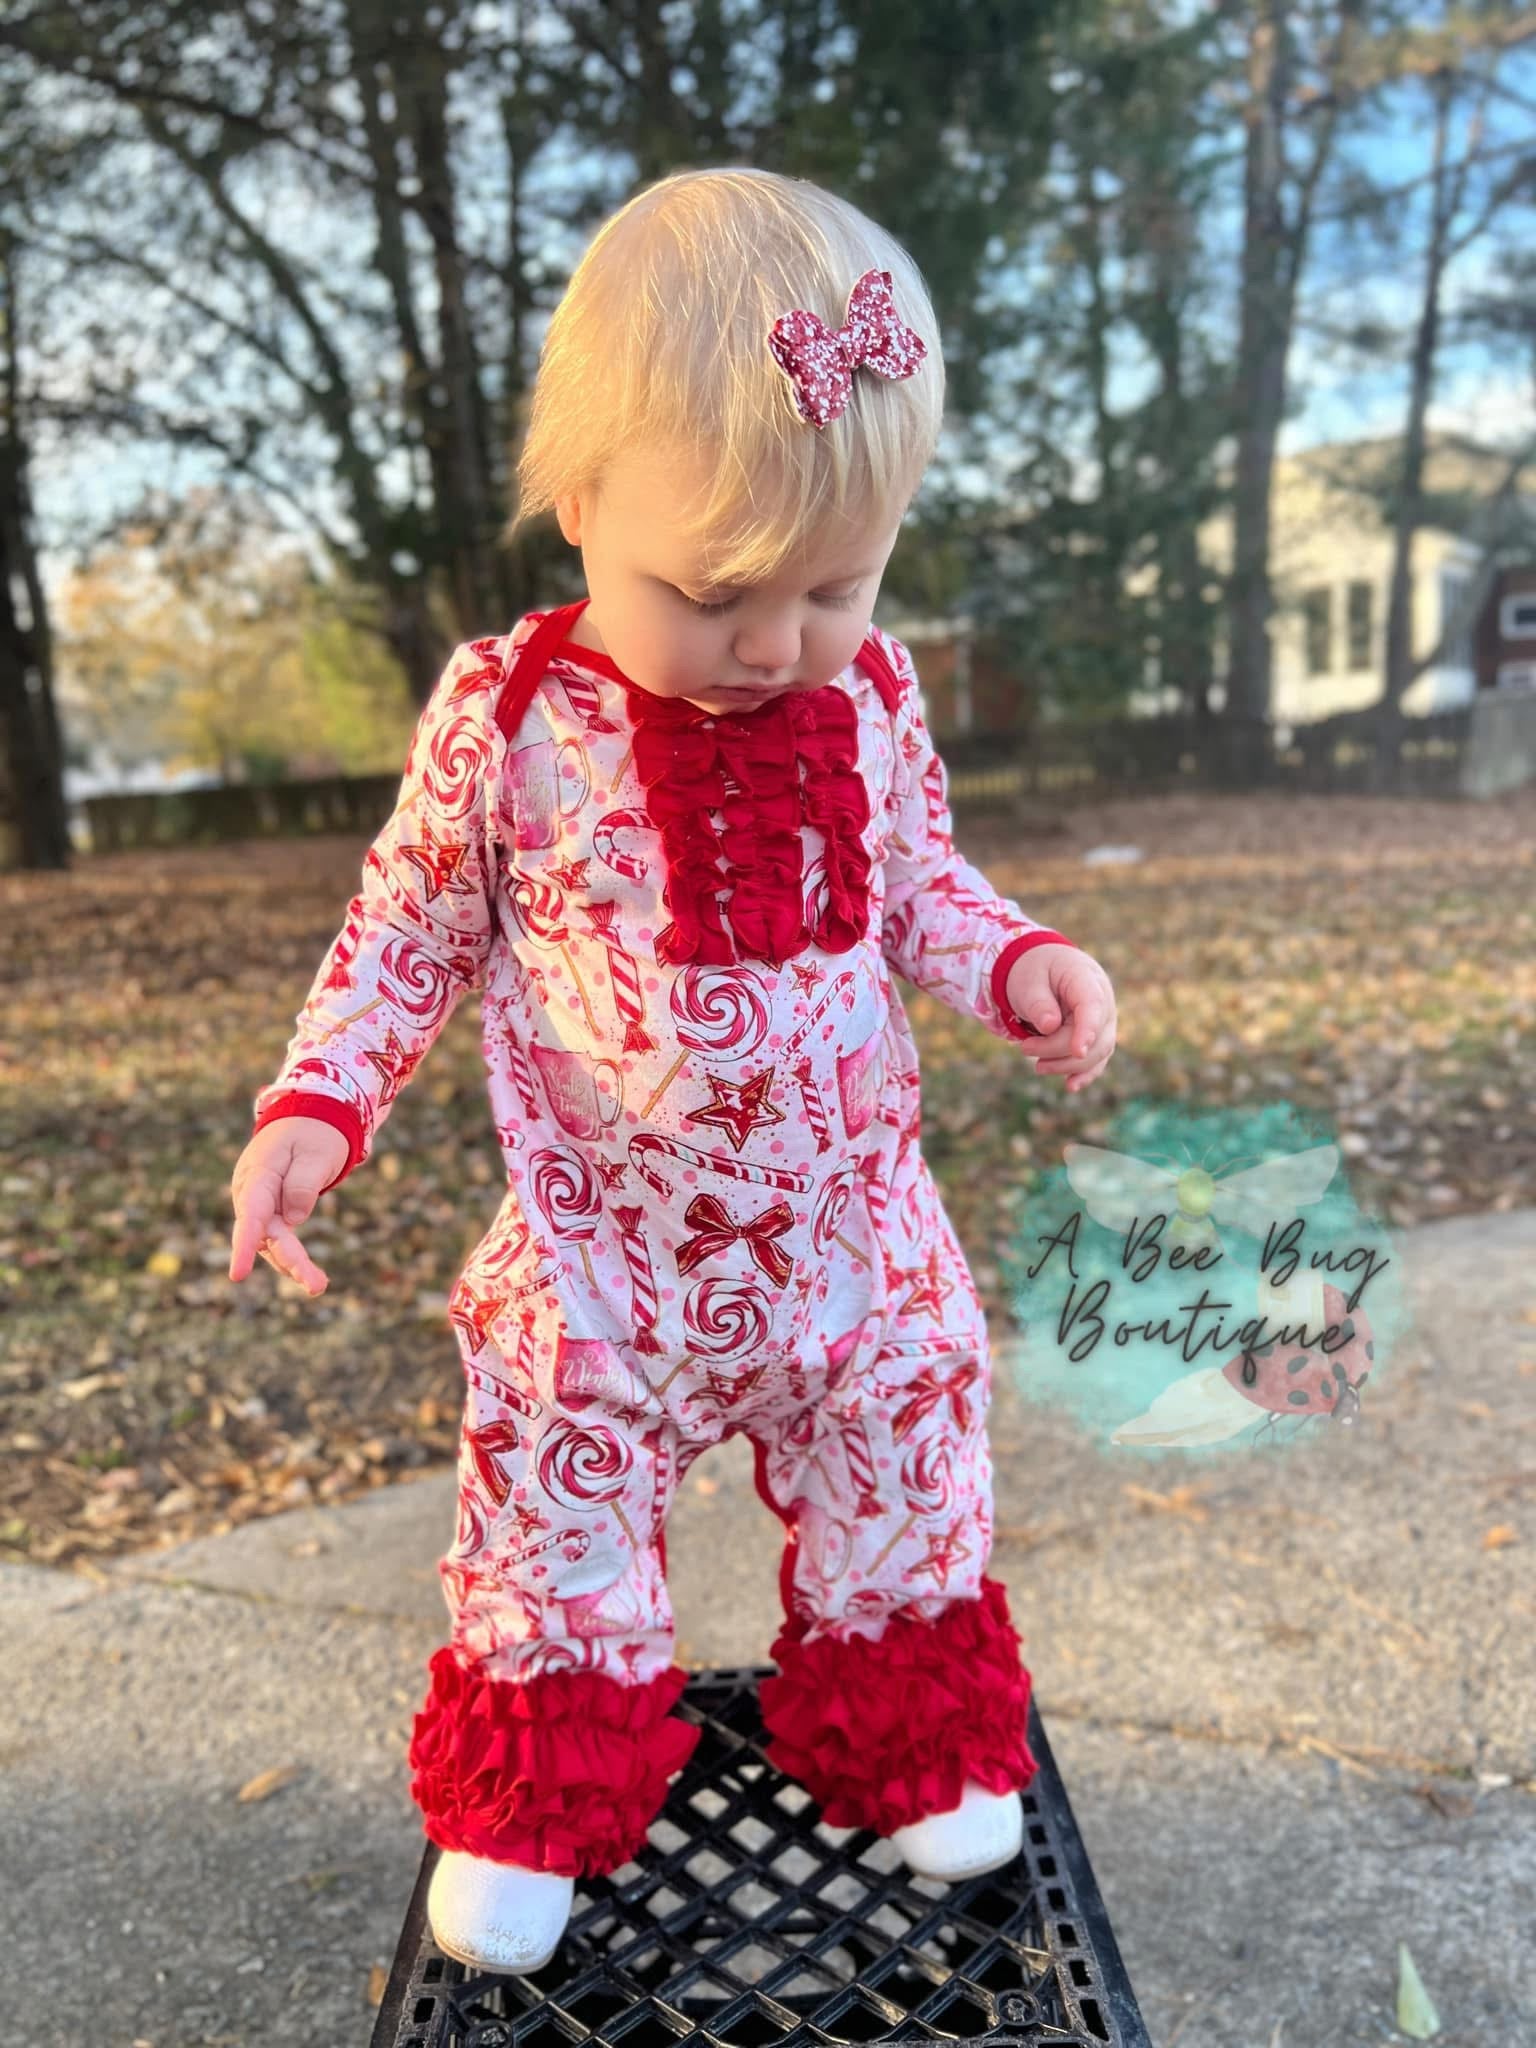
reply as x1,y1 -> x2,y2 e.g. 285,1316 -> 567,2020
252,597 -> 1077,1877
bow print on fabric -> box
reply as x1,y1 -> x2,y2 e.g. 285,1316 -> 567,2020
674,1191 -> 796,1288
767,268 -> 928,430
889,1360 -> 983,1444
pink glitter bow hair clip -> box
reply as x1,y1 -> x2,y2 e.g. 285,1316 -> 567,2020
767,267 -> 928,430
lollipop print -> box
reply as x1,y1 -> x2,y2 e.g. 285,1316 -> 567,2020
683,1277 -> 771,1360
527,1144 -> 602,1286
537,1416 -> 642,1556
673,963 -> 772,1058
646,964 -> 770,1115
523,1637 -> 607,1676
868,1436 -> 956,1574
903,1433 -> 957,1515
811,1171 -> 860,1245
811,1164 -> 859,1256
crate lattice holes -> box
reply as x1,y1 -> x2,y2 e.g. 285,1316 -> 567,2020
371,1666 -> 1151,2048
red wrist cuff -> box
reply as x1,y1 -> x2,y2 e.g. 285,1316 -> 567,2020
991,928 -> 1076,1042
251,1090 -> 367,1193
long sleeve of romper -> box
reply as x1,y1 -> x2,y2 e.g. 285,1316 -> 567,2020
874,628 -> 1077,1046
250,638 -> 507,1193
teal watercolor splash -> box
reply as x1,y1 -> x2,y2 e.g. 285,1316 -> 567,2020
996,1097 -> 1413,1461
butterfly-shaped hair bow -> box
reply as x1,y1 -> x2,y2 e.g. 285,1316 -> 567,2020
767,268 -> 928,430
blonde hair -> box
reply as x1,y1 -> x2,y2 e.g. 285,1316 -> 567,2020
505,166 -> 945,586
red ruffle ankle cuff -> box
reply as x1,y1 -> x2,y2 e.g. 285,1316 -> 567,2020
407,1647 -> 701,1877
758,1577 -> 1039,1834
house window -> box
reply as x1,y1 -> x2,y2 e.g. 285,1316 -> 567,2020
1499,592 -> 1536,640
1302,587 -> 1332,675
1346,582 -> 1372,670
1440,570 -> 1474,668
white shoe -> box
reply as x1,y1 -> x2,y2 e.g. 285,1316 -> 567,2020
427,1849 -> 574,1974
886,1781 -> 1024,1882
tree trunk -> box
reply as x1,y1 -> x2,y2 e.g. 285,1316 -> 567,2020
0,233 -> 69,870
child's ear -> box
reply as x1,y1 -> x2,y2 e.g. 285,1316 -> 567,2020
554,491 -> 583,548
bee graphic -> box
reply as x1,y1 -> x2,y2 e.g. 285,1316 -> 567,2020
1060,1140 -> 1373,1448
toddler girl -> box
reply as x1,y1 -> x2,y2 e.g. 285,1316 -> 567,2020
228,166 -> 1116,1975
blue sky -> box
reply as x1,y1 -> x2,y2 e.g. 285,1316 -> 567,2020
28,39 -> 1535,607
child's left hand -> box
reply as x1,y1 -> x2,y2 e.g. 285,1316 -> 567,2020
1004,944 -> 1117,1094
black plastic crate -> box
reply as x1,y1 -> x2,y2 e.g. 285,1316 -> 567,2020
371,1665 -> 1150,2048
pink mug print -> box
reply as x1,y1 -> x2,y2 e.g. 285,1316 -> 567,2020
501,736 -> 590,849
553,1334 -> 651,1416
835,1024 -> 885,1139
529,1041 -> 623,1141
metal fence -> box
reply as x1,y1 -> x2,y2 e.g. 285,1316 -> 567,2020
73,695 -> 1532,856
941,704 -> 1481,810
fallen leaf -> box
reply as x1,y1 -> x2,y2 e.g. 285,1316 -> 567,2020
1482,1525 -> 1519,1550
58,1371 -> 126,1402
1122,1483 -> 1210,1522
367,1962 -> 389,2006
1396,1941 -> 1441,2039
1413,1781 -> 1475,1820
237,1762 -> 303,1803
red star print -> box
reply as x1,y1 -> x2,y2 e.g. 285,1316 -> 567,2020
891,1244 -> 954,1321
909,1522 -> 973,1589
548,856 -> 592,892
789,961 -> 825,996
362,1026 -> 423,1108
398,821 -> 474,901
449,1283 -> 507,1355
900,727 -> 923,767
509,1500 -> 550,1544
594,1156 -> 628,1191
683,1069 -> 785,1151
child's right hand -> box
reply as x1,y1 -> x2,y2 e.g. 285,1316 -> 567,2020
228,1117 -> 352,1296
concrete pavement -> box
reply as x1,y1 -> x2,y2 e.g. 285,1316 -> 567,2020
3,1206 -> 1533,2046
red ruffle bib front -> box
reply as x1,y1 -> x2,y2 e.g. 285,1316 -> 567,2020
618,677 -> 874,969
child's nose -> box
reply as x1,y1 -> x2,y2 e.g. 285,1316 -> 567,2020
732,620 -> 802,675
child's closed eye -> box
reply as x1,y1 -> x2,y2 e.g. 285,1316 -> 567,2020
675,586 -> 864,616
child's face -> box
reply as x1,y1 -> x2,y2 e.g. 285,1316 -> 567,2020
555,445 -> 904,716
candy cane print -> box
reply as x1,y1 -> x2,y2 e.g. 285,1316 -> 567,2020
505,1265 -> 562,1304
593,808 -> 651,882
857,1151 -> 890,1238
839,1407 -> 883,1520
466,1357 -> 541,1421
921,754 -> 947,842
778,970 -> 858,1067
507,1524 -> 592,1572
583,899 -> 656,1054
794,1056 -> 832,1153
639,1423 -> 675,1540
499,1020 -> 542,1117
628,1132 -> 812,1201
